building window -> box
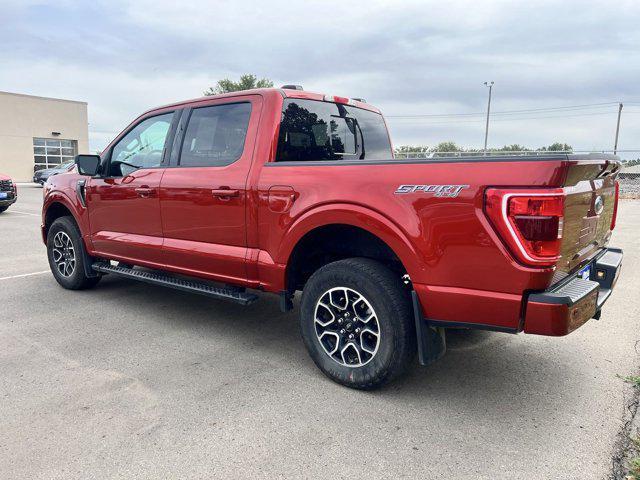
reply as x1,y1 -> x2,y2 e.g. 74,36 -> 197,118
33,138 -> 77,172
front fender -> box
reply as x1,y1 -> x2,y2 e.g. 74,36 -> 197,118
277,203 -> 427,283
42,177 -> 90,246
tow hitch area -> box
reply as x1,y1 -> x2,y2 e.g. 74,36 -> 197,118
524,248 -> 623,336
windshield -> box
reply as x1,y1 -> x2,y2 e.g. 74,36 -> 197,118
275,99 -> 392,162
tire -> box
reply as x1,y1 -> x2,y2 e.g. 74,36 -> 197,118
47,216 -> 101,290
0,206 -> 8,213
300,258 -> 416,390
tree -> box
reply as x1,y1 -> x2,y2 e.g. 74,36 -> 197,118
431,142 -> 463,153
537,142 -> 572,152
493,144 -> 530,152
393,142 -> 574,155
204,74 -> 274,95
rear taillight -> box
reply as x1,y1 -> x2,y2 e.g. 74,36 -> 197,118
611,180 -> 619,230
485,188 -> 565,267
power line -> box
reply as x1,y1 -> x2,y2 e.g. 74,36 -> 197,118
485,104 -> 620,117
387,110 -> 623,125
492,111 -> 621,121
386,101 -> 623,118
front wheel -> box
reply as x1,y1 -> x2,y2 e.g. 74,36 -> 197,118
0,206 -> 8,214
300,258 -> 416,389
47,216 -> 100,290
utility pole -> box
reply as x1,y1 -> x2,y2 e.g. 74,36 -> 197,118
483,81 -> 494,155
613,102 -> 623,155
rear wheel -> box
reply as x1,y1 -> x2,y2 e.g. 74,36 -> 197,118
47,216 -> 100,290
300,258 -> 416,389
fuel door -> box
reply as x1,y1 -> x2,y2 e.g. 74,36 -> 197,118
268,185 -> 297,213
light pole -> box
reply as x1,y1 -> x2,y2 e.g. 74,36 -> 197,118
613,102 -> 623,155
483,81 -> 494,155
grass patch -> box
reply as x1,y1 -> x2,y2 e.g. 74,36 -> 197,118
618,374 -> 640,388
630,453 -> 640,479
629,437 -> 640,479
619,376 -> 640,478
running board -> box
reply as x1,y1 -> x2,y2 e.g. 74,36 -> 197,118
91,262 -> 258,305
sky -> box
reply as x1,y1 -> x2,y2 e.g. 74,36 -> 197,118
1,0 -> 639,158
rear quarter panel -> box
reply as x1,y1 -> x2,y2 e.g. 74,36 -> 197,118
256,159 -> 569,296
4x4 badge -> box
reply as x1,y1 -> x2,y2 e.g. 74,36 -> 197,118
394,184 -> 469,198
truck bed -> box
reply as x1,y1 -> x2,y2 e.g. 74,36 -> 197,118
259,152 -> 619,329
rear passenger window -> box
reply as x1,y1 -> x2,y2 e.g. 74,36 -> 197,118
275,99 -> 392,162
179,103 -> 251,167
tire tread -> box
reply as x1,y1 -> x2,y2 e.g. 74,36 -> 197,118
300,258 -> 415,389
47,216 -> 100,290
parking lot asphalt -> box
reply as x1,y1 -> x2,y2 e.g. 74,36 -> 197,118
1,185 -> 638,480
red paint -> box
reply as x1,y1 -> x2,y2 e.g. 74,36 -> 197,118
41,87 -> 621,335
523,301 -> 574,336
86,169 -> 165,263
414,283 -> 522,329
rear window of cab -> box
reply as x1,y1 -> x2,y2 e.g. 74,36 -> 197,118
275,99 -> 392,162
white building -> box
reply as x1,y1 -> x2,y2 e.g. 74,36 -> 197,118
0,91 -> 89,182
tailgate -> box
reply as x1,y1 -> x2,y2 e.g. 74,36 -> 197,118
559,156 -> 619,273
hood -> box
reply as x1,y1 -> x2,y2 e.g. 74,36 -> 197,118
35,167 -> 57,175
36,164 -> 73,176
0,173 -> 12,181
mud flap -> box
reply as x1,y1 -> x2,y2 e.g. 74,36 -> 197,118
81,242 -> 101,279
411,290 -> 447,366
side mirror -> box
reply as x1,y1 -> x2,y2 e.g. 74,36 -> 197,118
75,154 -> 101,176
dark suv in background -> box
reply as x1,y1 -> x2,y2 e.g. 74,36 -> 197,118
0,174 -> 17,213
33,161 -> 75,185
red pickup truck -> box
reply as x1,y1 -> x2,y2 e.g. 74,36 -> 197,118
42,87 -> 623,389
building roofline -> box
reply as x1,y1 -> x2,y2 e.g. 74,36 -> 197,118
0,90 -> 87,105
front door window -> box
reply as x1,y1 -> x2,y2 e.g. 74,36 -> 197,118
108,113 -> 174,176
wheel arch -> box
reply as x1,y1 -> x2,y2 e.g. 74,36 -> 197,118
281,204 -> 423,292
42,193 -> 83,241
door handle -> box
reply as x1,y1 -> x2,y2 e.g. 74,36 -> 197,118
212,188 -> 240,199
135,187 -> 155,198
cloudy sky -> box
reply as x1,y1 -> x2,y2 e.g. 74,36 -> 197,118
2,0 -> 639,157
